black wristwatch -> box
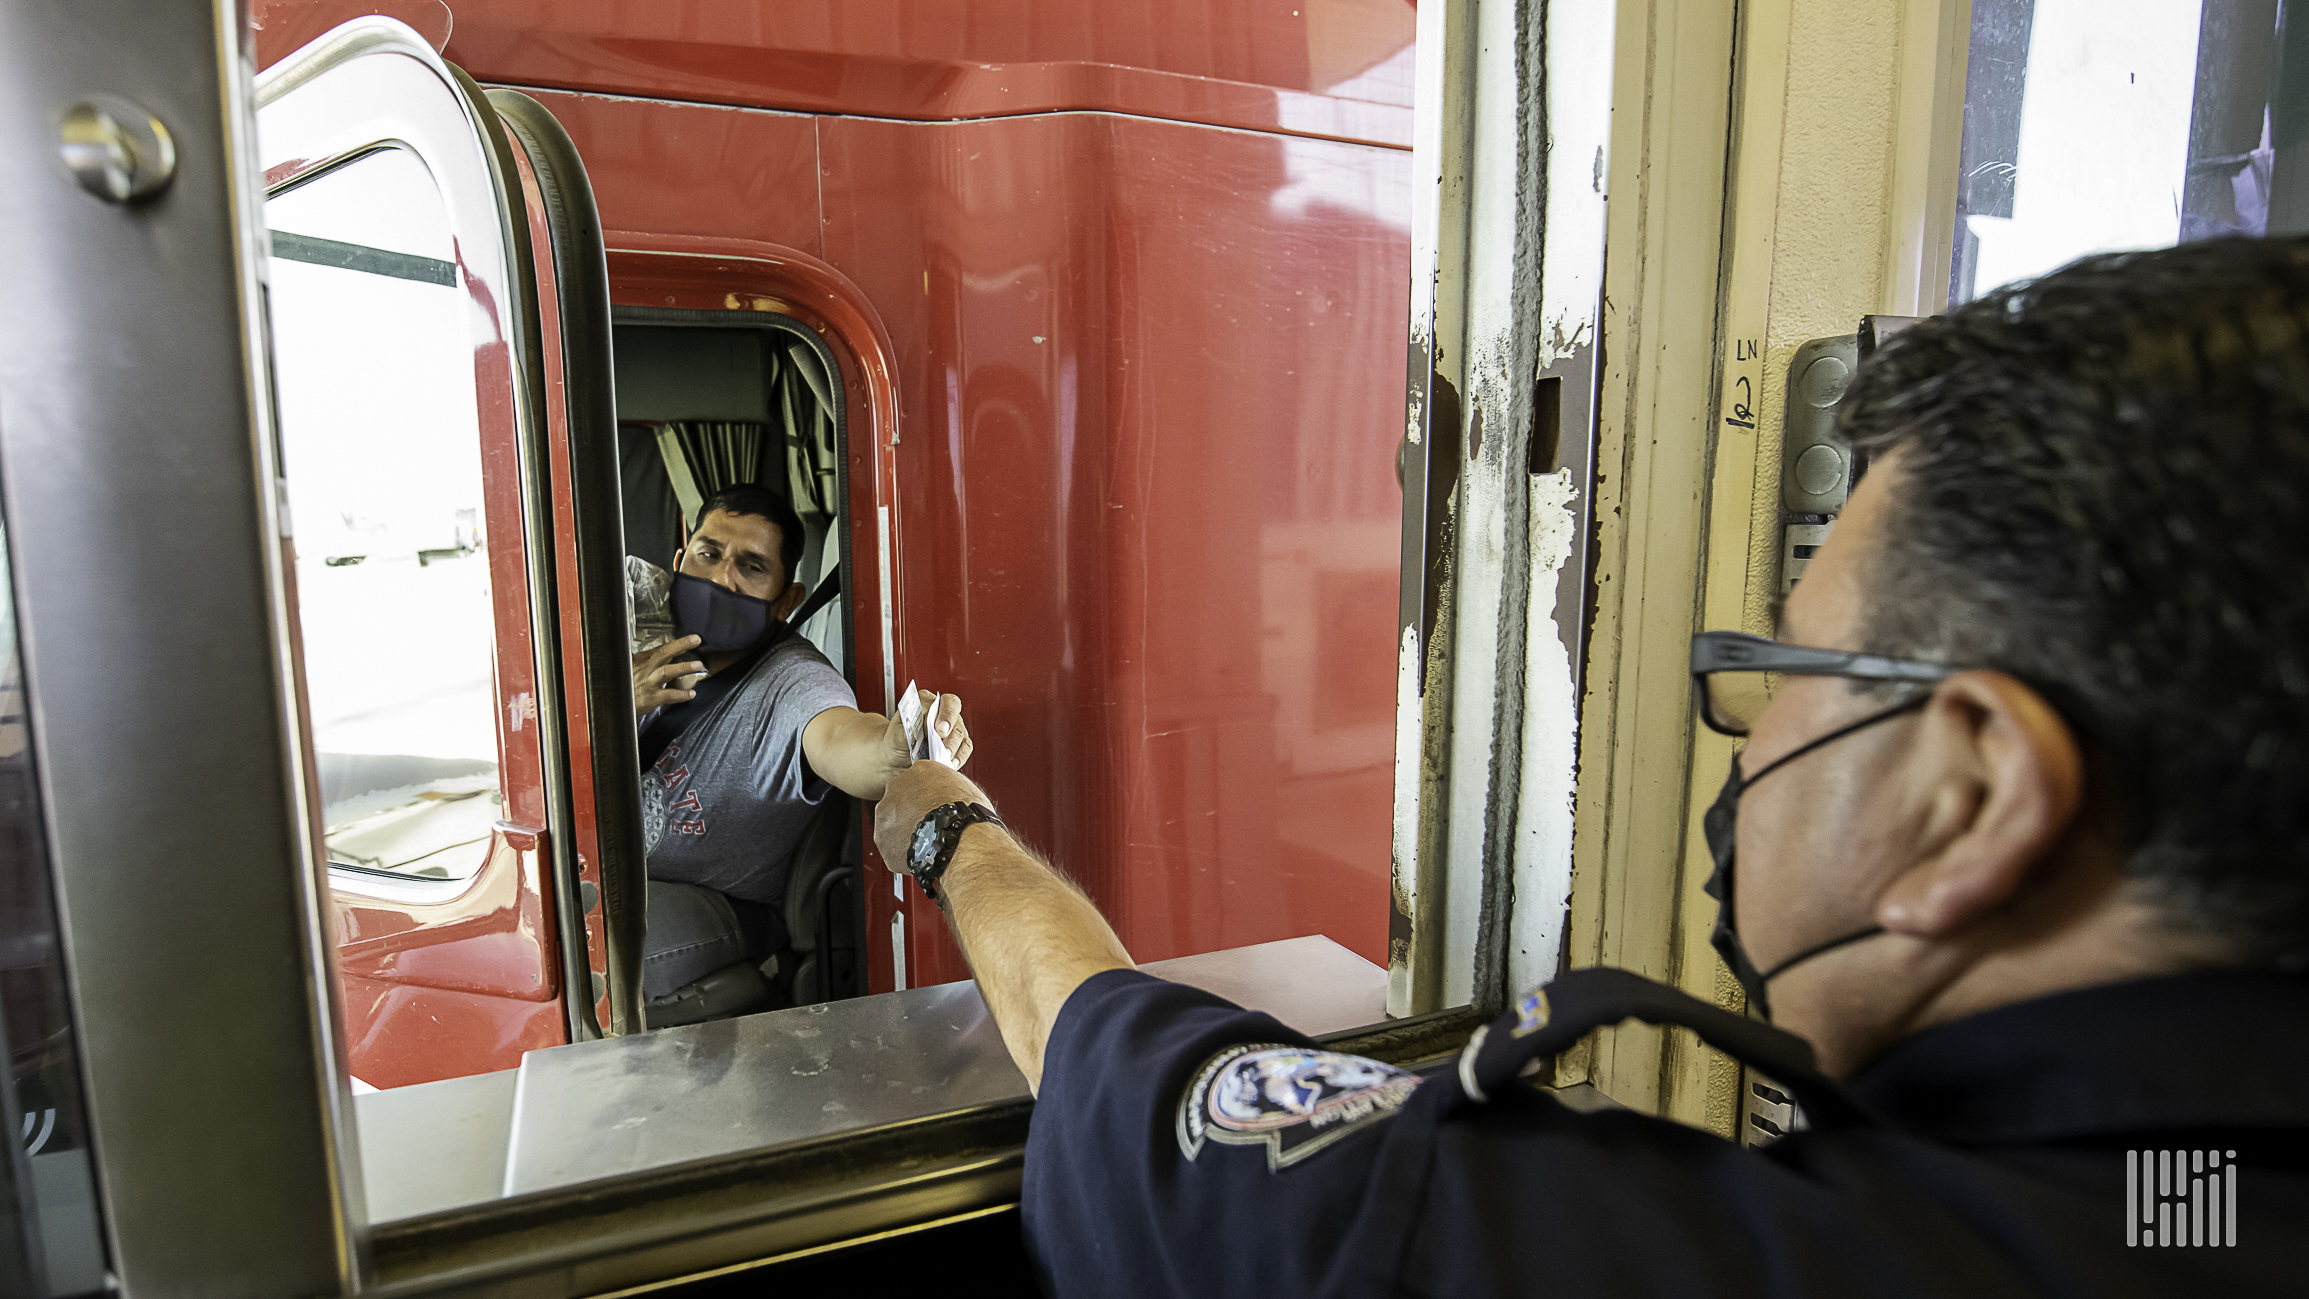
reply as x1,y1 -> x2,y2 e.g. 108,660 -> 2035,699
906,801 -> 1005,903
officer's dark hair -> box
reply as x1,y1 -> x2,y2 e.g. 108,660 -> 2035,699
1840,235 -> 2309,968
690,482 -> 806,583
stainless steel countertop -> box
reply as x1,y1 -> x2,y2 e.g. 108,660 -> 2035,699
500,976 -> 1017,1197
353,1066 -> 518,1221
502,933 -> 1386,1197
356,933 -> 1387,1217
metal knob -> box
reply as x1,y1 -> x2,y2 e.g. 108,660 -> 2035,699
58,95 -> 176,204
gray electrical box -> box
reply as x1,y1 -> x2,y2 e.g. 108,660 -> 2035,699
1780,333 -> 1859,515
1781,519 -> 1833,592
1773,320 -> 1921,595
1777,318 -> 1924,592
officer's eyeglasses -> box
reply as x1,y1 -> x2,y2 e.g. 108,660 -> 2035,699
1689,631 -> 1960,737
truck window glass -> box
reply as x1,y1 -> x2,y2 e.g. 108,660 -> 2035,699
1951,0 -> 2299,304
267,146 -> 498,882
0,515 -> 105,1296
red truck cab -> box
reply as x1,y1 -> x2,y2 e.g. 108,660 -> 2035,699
251,0 -> 1414,1089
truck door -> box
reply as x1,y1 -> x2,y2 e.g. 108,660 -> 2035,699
256,17 -> 626,1087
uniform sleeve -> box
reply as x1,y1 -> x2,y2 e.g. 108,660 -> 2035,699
1019,972 -> 1938,1299
1021,970 -> 1424,1299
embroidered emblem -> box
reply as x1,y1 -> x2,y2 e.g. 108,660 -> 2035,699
1175,1043 -> 1420,1171
1509,988 -> 1552,1038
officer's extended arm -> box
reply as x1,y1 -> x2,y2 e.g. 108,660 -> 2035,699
872,761 -> 1133,1092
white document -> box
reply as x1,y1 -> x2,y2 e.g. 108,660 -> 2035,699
896,679 -> 951,764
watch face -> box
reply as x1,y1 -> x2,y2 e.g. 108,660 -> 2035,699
909,811 -> 946,871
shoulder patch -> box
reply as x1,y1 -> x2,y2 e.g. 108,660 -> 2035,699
1509,987 -> 1552,1038
1175,1043 -> 1420,1171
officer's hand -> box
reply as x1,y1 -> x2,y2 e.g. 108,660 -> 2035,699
876,689 -> 974,771
874,760 -> 993,871
632,635 -> 705,716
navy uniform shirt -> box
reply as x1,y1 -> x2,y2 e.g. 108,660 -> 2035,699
1022,967 -> 2309,1297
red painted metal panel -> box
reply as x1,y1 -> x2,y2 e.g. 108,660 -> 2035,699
257,0 -> 1415,147
333,834 -> 554,998
331,829 -> 562,1084
505,90 -> 823,259
338,971 -> 565,1091
815,112 -> 1409,985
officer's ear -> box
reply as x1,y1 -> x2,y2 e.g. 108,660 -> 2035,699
774,580 -> 805,622
1873,671 -> 2084,937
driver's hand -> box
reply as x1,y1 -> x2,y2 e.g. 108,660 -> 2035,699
873,759 -> 992,871
632,635 -> 705,716
876,689 -> 974,771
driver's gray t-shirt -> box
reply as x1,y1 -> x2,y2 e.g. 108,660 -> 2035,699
640,634 -> 856,906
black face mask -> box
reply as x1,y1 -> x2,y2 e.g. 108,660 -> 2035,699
671,570 -> 787,654
1702,698 -> 1928,1020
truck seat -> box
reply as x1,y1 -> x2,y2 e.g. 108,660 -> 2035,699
640,795 -> 856,1029
640,880 -> 774,1027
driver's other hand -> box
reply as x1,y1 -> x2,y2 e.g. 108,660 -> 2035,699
873,760 -> 992,870
632,635 -> 705,716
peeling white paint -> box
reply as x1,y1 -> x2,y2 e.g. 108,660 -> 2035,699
1405,318 -> 1430,445
1392,624 -> 1425,894
1442,343 -> 1516,1010
1435,0 -> 1535,1008
1502,0 -> 1617,996
1394,0 -> 1614,1012
1511,468 -> 1582,994
1390,622 -> 1423,1018
1538,2 -> 1615,371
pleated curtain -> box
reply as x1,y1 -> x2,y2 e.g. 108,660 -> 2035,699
654,338 -> 840,534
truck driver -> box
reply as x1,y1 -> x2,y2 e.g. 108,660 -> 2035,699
631,483 -> 970,991
869,235 -> 2308,1295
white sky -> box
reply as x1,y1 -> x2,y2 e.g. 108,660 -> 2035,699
267,148 -> 497,764
1966,0 -> 2205,296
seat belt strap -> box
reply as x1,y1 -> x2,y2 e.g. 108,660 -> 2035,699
790,568 -> 842,628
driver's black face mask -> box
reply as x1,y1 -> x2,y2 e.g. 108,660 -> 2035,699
1703,697 -> 1928,1020
671,570 -> 787,654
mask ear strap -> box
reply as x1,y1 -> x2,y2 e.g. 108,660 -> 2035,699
1741,695 -> 1931,788
1759,923 -> 1887,981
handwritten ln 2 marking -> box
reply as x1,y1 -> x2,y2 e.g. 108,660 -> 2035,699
1724,374 -> 1756,430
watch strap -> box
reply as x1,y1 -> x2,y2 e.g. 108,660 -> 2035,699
910,801 -> 1004,902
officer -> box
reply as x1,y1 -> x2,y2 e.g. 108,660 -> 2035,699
871,236 -> 2309,1296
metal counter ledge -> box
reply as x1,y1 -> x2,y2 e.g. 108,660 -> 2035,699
356,934 -> 1389,1222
